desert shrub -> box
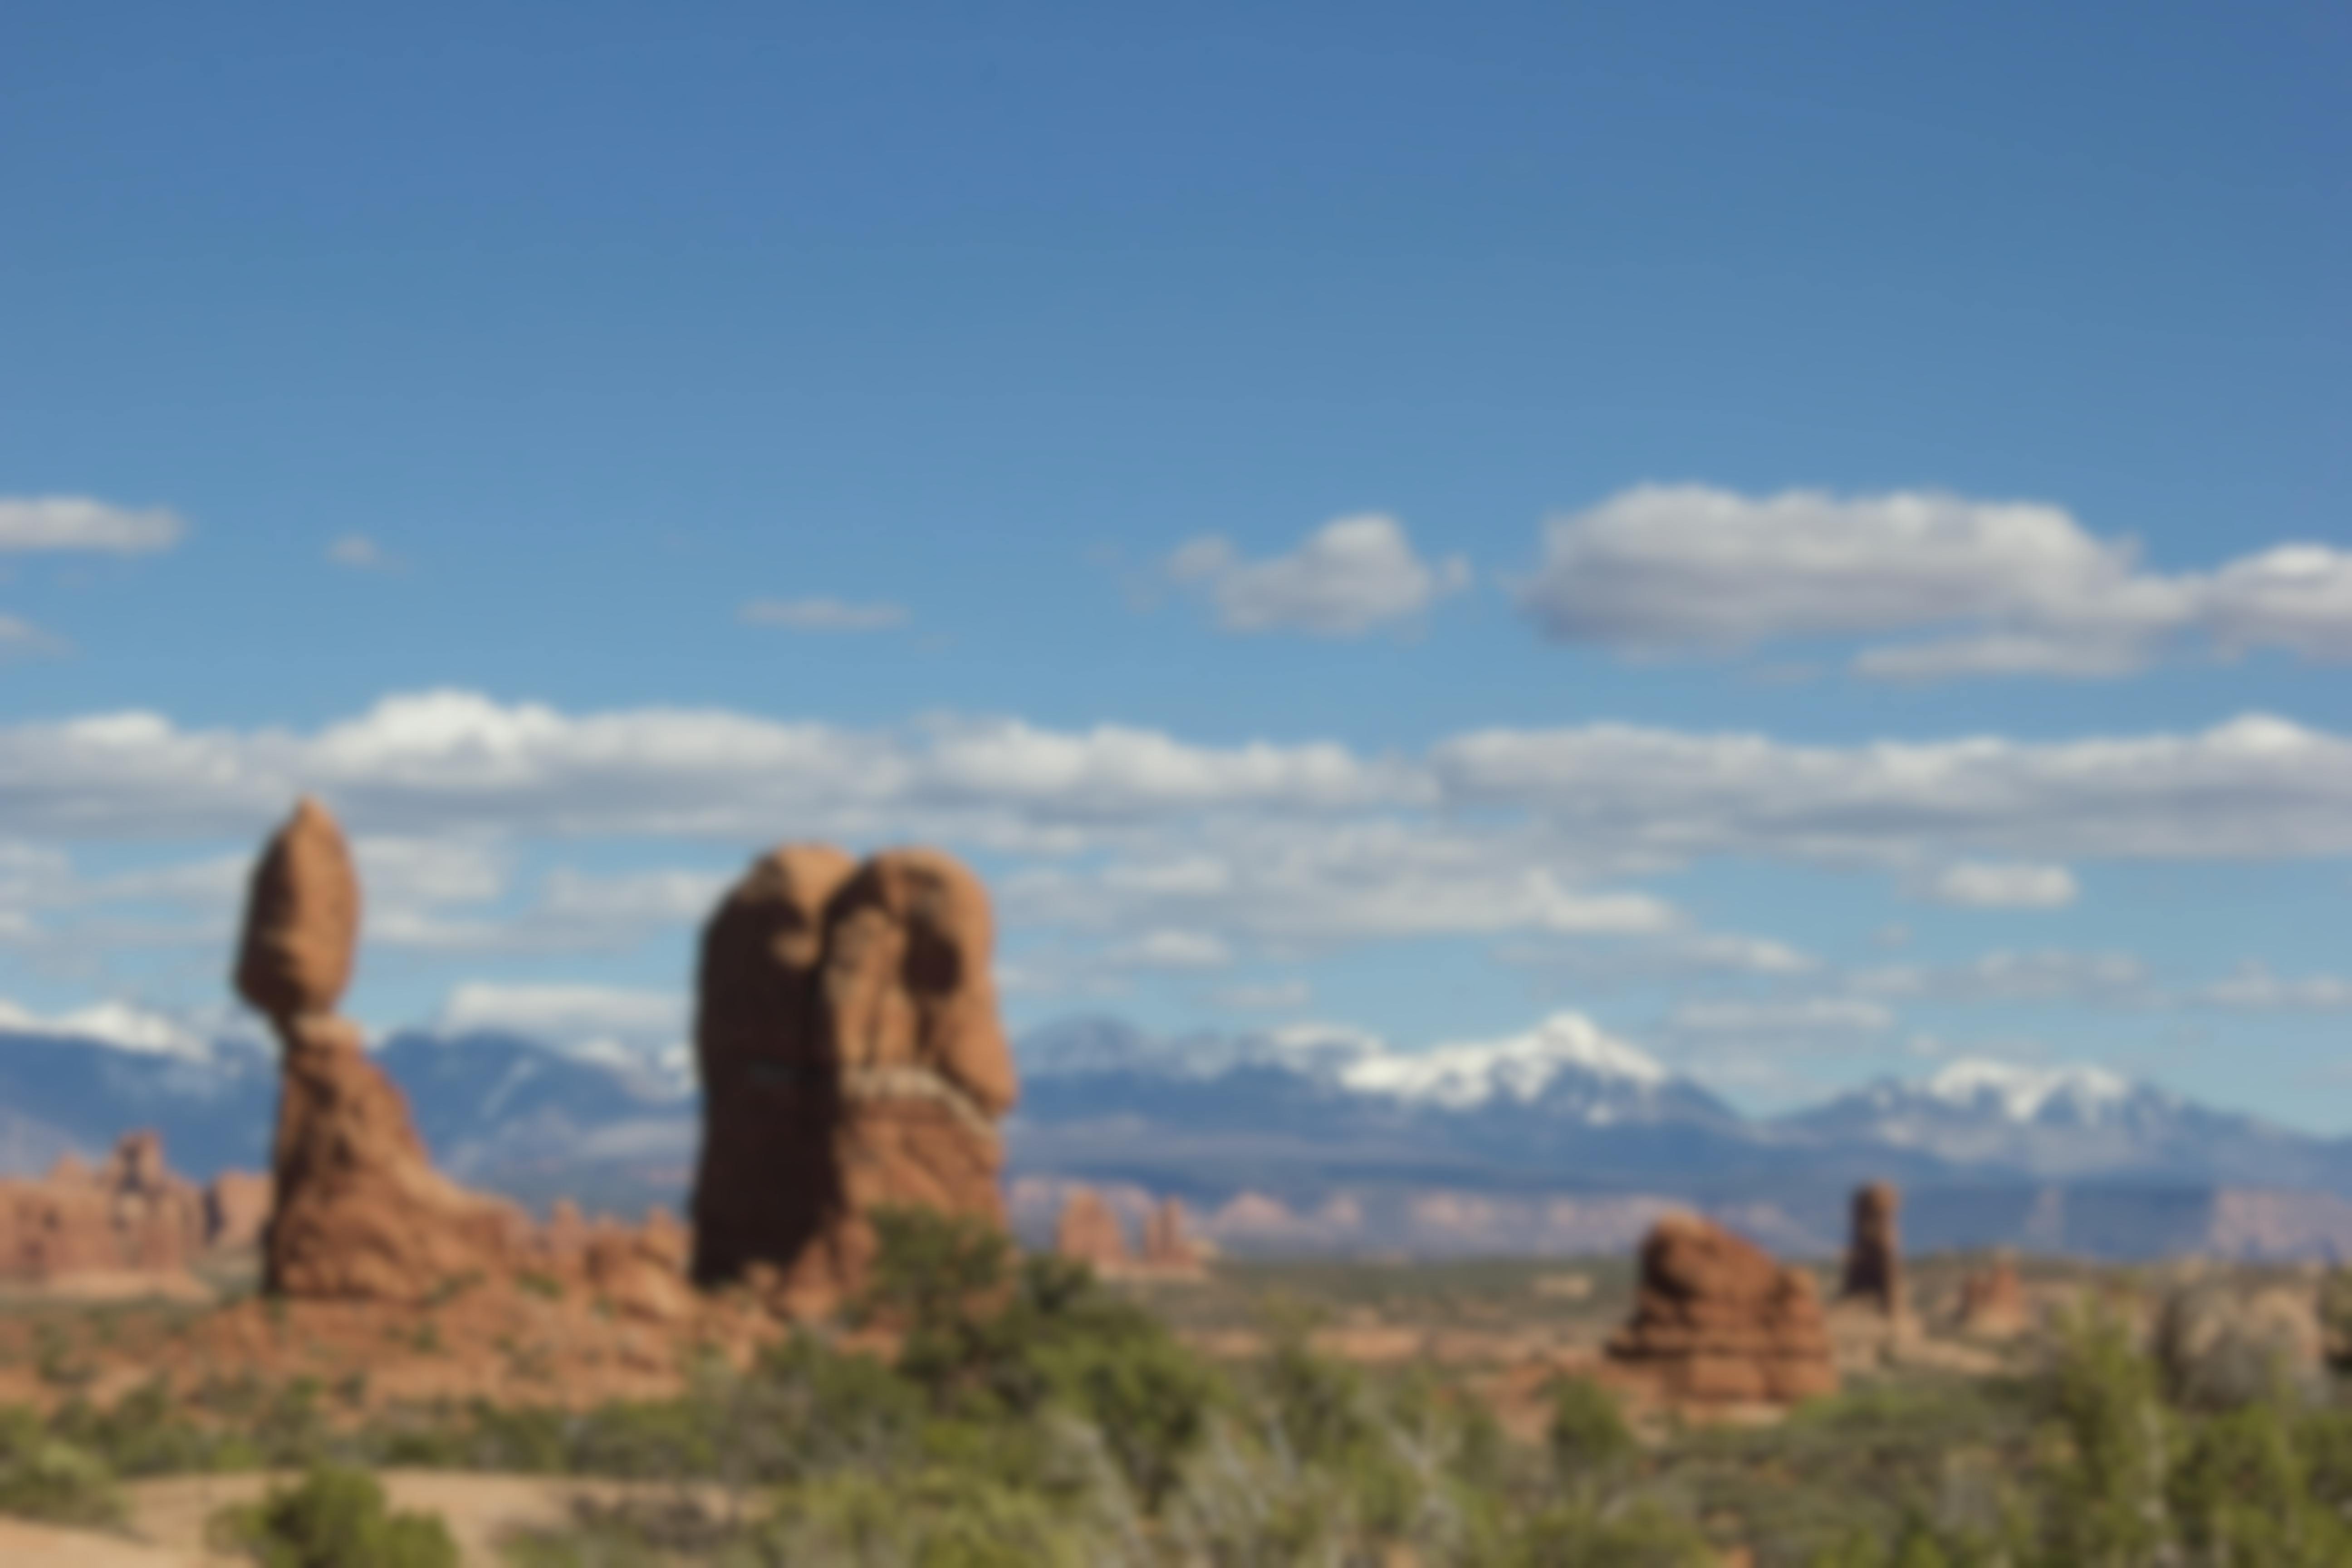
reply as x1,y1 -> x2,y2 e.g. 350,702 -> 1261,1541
755,1467 -> 1105,1568
705,1331 -> 925,1486
1546,1375 -> 1636,1485
2032,1301 -> 2176,1567
46,1377 -> 225,1475
565,1397 -> 720,1480
0,1403 -> 124,1527
1509,1497 -> 1718,1567
209,1464 -> 457,1568
2166,1396 -> 2352,1567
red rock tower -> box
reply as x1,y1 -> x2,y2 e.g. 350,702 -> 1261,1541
235,799 -> 524,1301
1605,1212 -> 1837,1405
688,844 -> 1019,1312
1054,1187 -> 1130,1271
1838,1181 -> 1903,1316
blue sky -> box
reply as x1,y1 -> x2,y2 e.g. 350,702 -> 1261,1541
2,1 -> 2348,1121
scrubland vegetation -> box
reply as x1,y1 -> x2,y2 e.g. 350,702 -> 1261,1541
5,1213 -> 2352,1565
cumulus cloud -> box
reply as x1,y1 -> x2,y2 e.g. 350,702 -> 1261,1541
1666,998 -> 1896,1035
7,690 -> 2352,981
739,598 -> 909,632
328,534 -> 395,570
1917,861 -> 2079,909
1852,950 -> 2153,1006
1168,515 -> 1469,635
2186,963 -> 2352,1013
1212,979 -> 1313,1011
1517,484 -> 2352,678
0,615 -> 64,658
0,497 -> 184,554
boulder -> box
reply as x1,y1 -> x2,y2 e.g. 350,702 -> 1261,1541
687,843 -> 1018,1312
1838,1181 -> 1902,1316
236,801 -> 527,1303
1054,1187 -> 1130,1271
1605,1213 -> 1837,1405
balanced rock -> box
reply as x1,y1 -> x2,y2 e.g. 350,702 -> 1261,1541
1838,1182 -> 1903,1316
1606,1213 -> 1837,1405
689,843 -> 1018,1310
237,800 -> 526,1303
1054,1188 -> 1130,1271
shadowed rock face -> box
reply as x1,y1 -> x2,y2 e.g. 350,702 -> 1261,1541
236,799 -> 525,1302
1839,1181 -> 1902,1316
689,844 -> 1019,1310
689,844 -> 856,1289
1607,1213 -> 1838,1405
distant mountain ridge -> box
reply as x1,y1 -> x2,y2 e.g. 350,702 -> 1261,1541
5,1008 -> 2349,1260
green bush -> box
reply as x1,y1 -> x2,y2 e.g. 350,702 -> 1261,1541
0,1404 -> 123,1527
1546,1375 -> 1637,1484
208,1464 -> 457,1568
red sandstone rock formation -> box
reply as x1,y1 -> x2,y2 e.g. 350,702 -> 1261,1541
1141,1197 -> 1207,1276
689,843 -> 1018,1312
204,1171 -> 273,1252
237,799 -> 527,1303
1838,1181 -> 1903,1316
1054,1187 -> 1131,1271
1606,1213 -> 1838,1405
0,1131 -> 209,1283
1958,1254 -> 2030,1339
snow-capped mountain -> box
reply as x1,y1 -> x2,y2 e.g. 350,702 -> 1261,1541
1775,1057 -> 2352,1189
10,1009 -> 2352,1258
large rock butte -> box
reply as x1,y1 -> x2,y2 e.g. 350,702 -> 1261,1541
690,844 -> 1018,1310
236,799 -> 527,1302
1606,1213 -> 1838,1405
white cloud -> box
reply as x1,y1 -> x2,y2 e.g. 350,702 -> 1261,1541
1852,949 -> 2153,1005
0,615 -> 64,658
1168,514 -> 1469,636
1516,484 -> 2352,678
740,598 -> 909,632
328,534 -> 395,570
10,691 -> 2352,980
1918,861 -> 2079,909
1666,998 -> 1896,1035
2187,963 -> 2352,1013
0,497 -> 185,554
1105,929 -> 1233,969
1211,979 -> 1313,1011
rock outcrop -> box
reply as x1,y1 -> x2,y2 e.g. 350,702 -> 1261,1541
237,799 -> 527,1303
1141,1197 -> 1207,1276
689,843 -> 1018,1312
0,1132 -> 209,1283
1054,1187 -> 1130,1271
1838,1181 -> 1902,1316
203,1170 -> 273,1252
1957,1254 -> 2029,1339
1605,1213 -> 1837,1405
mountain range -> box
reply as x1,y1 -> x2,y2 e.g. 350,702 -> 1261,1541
6,1007 -> 2350,1261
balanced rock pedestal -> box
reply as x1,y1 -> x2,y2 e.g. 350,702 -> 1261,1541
1606,1213 -> 1838,1406
237,799 -> 525,1303
690,844 -> 1018,1313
